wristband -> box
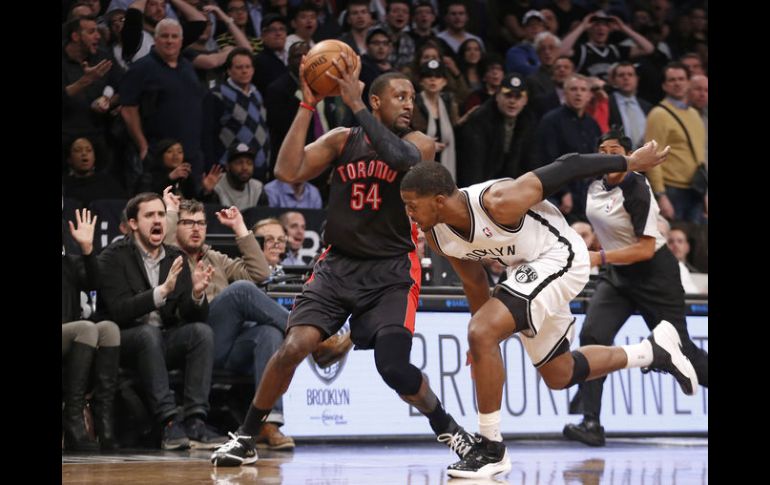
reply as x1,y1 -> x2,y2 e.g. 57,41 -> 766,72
600,249 -> 607,266
299,101 -> 316,112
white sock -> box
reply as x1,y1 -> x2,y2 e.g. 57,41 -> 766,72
622,340 -> 653,368
478,411 -> 503,442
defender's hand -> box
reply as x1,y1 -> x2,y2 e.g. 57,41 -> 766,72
627,140 -> 670,172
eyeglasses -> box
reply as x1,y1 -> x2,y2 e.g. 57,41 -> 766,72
369,40 -> 391,46
264,236 -> 288,246
228,6 -> 247,13
263,26 -> 287,34
178,219 -> 207,228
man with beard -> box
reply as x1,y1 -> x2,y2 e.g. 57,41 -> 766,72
211,62 -> 477,468
212,143 -> 267,210
98,192 -> 222,450
62,15 -> 123,174
163,192 -> 296,450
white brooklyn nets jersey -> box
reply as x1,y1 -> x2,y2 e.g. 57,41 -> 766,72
431,179 -> 585,269
431,179 -> 591,367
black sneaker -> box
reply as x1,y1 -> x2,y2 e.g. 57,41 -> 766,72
161,418 -> 191,450
185,417 -> 228,450
437,420 -> 478,460
447,434 -> 511,479
643,320 -> 698,395
563,418 -> 606,446
210,432 -> 258,467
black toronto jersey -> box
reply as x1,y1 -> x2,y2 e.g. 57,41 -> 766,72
323,127 -> 416,259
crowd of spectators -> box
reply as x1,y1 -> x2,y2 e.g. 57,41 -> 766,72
62,0 -> 708,451
63,0 -> 708,222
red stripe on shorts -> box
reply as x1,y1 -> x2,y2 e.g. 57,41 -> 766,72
403,224 -> 422,333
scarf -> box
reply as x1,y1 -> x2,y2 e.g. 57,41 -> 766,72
421,91 -> 456,181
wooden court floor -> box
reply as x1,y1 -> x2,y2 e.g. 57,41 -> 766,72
62,437 -> 708,484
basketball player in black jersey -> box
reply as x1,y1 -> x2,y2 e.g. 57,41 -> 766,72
211,54 -> 478,466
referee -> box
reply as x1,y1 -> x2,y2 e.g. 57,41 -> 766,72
563,130 -> 709,446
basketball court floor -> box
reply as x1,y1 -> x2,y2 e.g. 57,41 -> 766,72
62,436 -> 708,484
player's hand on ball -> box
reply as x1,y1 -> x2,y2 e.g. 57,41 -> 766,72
326,52 -> 363,109
299,55 -> 321,106
312,333 -> 353,368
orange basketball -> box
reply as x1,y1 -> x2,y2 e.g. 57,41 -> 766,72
302,39 -> 359,97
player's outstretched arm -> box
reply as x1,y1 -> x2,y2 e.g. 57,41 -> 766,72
534,140 -> 669,200
484,141 -> 670,227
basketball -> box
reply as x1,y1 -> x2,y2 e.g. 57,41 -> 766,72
302,39 -> 359,97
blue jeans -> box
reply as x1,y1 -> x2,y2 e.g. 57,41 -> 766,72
666,186 -> 706,224
120,322 -> 214,423
208,281 -> 289,424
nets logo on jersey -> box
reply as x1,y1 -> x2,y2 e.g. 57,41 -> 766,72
605,196 -> 617,214
482,227 -> 493,238
514,265 -> 538,284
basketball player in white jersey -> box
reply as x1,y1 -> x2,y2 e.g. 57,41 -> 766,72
400,141 -> 699,479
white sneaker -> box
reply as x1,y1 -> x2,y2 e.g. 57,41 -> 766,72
645,320 -> 698,395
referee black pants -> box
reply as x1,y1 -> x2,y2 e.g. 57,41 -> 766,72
570,246 -> 709,419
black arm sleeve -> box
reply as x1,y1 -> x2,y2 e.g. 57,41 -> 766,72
352,108 -> 421,171
532,153 -> 627,200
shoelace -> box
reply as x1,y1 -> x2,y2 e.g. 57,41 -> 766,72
216,432 -> 247,454
437,430 -> 475,458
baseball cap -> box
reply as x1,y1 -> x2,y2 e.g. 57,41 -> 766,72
419,59 -> 447,78
366,27 -> 390,44
500,72 -> 527,96
590,10 -> 613,23
522,10 -> 546,25
261,13 -> 287,31
227,143 -> 256,163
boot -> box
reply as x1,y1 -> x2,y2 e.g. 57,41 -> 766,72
63,342 -> 99,452
92,346 -> 120,450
